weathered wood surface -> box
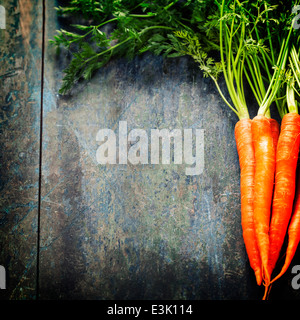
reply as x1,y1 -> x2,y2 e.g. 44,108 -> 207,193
1,0 -> 300,300
0,0 -> 42,299
39,0 -> 253,300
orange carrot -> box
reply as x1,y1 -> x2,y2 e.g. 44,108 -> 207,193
271,165 -> 300,283
268,112 -> 300,277
251,115 -> 276,285
235,119 -> 262,286
270,118 -> 280,152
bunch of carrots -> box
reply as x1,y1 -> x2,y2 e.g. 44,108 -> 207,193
218,0 -> 300,299
235,86 -> 300,299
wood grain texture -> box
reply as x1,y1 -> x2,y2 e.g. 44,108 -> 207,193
0,0 -> 42,299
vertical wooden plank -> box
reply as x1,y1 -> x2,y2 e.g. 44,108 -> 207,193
39,0 -> 260,300
0,0 -> 42,299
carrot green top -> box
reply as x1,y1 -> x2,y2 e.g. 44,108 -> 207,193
52,0 -> 300,122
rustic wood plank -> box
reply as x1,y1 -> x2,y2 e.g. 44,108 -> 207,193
37,0 -> 261,300
0,0 -> 43,299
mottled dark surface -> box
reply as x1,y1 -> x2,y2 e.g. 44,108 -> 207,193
0,0 -> 300,300
0,0 -> 43,299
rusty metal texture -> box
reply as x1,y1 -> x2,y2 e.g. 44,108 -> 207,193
1,0 -> 300,300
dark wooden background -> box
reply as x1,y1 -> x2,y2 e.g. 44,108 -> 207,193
0,0 -> 300,300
